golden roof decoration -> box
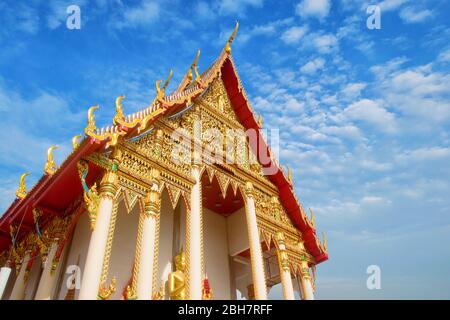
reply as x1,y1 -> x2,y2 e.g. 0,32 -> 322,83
309,208 -> 315,228
225,21 -> 239,54
44,145 -> 59,175
16,172 -> 30,199
72,134 -> 82,150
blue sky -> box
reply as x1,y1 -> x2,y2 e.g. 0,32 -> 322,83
1,0 -> 449,299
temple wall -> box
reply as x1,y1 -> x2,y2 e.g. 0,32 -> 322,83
24,257 -> 41,300
226,207 -> 249,256
204,208 -> 231,299
108,201 -> 139,300
57,211 -> 90,299
157,190 -> 174,298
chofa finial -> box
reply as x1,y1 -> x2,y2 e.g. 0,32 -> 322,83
115,95 -> 126,121
309,208 -> 315,228
45,145 -> 59,175
86,105 -> 99,134
156,69 -> 173,101
187,50 -> 201,81
16,172 -> 30,199
72,134 -> 82,150
225,21 -> 239,54
286,165 -> 293,185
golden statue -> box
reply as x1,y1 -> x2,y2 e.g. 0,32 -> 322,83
168,250 -> 186,300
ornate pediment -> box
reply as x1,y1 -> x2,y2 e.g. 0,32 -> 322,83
201,78 -> 239,123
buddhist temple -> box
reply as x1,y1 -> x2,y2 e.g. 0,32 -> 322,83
0,22 -> 328,300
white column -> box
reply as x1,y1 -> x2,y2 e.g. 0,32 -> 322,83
188,164 -> 202,300
135,180 -> 160,300
243,182 -> 267,300
275,232 -> 295,300
34,242 -> 59,300
79,169 -> 118,300
300,260 -> 314,300
0,265 -> 12,299
9,252 -> 30,300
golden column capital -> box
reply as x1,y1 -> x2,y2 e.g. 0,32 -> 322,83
275,232 -> 289,272
244,181 -> 255,198
99,163 -> 119,199
275,231 -> 285,245
150,168 -> 161,187
143,190 -> 160,219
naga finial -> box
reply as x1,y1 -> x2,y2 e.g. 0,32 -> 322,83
44,145 -> 59,175
86,105 -> 99,133
225,21 -> 239,54
309,208 -> 315,228
162,69 -> 173,91
156,69 -> 173,101
194,66 -> 203,86
322,232 -> 327,252
72,134 -> 82,150
186,50 -> 201,82
286,165 -> 293,185
257,113 -> 263,127
16,172 -> 30,199
115,95 -> 126,121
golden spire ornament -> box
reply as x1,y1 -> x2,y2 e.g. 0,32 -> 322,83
309,208 -> 315,228
187,49 -> 200,82
72,134 -> 82,150
286,165 -> 293,185
257,113 -> 263,127
85,105 -> 99,134
16,172 -> 30,199
225,21 -> 239,54
156,69 -> 173,101
115,95 -> 126,121
44,145 -> 59,175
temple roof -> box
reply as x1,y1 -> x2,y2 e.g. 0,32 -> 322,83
0,22 -> 328,264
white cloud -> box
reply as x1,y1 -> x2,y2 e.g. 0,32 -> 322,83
378,0 -> 409,12
344,99 -> 397,132
219,0 -> 263,15
300,58 -> 325,74
399,6 -> 433,24
362,196 -> 390,205
396,147 -> 450,163
438,48 -> 450,63
341,83 -> 367,99
296,0 -> 331,20
239,19 -> 294,43
195,1 -> 216,20
379,66 -> 450,122
312,33 -> 338,54
114,0 -> 160,29
320,125 -> 363,140
281,26 -> 307,44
